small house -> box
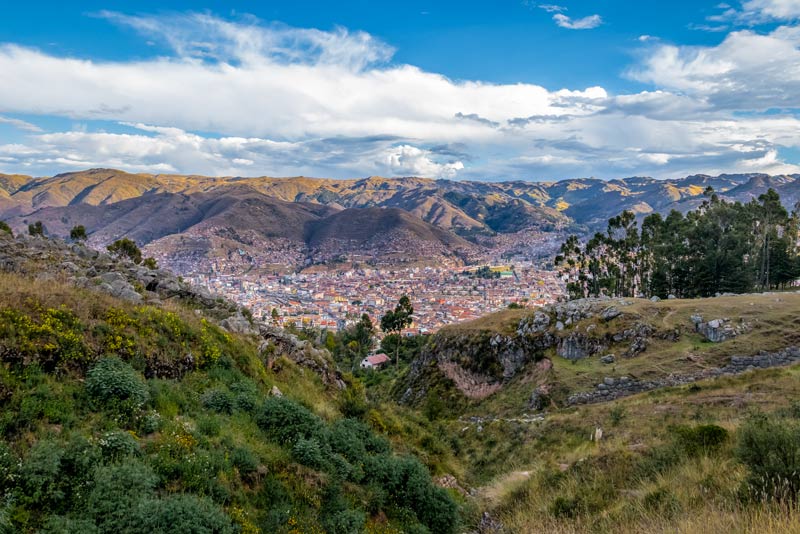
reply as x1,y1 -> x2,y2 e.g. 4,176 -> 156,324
360,353 -> 391,370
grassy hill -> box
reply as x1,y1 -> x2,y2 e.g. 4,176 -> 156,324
387,294 -> 800,532
0,232 -> 465,534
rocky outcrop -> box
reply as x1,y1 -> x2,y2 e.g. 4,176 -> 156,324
258,325 -> 345,389
691,315 -> 748,342
557,332 -> 606,361
566,346 -> 800,405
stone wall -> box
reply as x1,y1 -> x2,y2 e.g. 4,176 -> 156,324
566,346 -> 800,405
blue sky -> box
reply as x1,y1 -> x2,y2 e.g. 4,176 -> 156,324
1,0 -> 800,180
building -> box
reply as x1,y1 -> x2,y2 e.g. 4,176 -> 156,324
360,353 -> 391,369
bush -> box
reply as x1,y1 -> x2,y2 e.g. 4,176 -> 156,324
201,389 -> 234,415
322,509 -> 365,534
292,438 -> 328,470
338,380 -> 368,419
88,460 -> 158,532
363,454 -> 459,534
98,430 -> 138,461
0,222 -> 11,237
18,440 -> 65,511
69,226 -> 86,241
257,397 -> 325,445
130,494 -> 235,533
137,411 -> 162,434
41,516 -> 98,534
106,238 -> 142,265
231,447 -> 259,475
85,357 -> 149,412
672,424 -> 728,457
28,221 -> 44,236
736,415 -> 800,500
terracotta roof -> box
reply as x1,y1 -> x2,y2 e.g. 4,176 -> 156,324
365,354 -> 391,365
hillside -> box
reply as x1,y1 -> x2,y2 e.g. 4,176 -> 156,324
2,188 -> 473,272
0,231 -> 465,533
5,169 -> 800,239
388,293 -> 800,532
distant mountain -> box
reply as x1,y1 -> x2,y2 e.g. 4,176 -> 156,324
2,168 -> 800,271
2,185 -> 473,272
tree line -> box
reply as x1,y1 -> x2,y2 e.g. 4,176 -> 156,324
556,188 -> 800,300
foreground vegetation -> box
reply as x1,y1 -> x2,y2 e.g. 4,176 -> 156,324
0,271 -> 462,533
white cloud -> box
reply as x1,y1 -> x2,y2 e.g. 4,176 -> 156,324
381,145 -> 464,178
1,12 -> 800,181
553,13 -> 603,30
0,115 -> 41,132
742,0 -> 800,20
629,25 -> 800,110
537,4 -> 566,13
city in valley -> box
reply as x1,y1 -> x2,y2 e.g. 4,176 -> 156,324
186,264 -> 565,333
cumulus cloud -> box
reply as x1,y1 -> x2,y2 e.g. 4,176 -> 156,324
1,12 -> 800,180
552,13 -> 603,30
628,25 -> 800,110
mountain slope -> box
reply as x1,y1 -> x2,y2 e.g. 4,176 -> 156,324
7,168 -> 795,236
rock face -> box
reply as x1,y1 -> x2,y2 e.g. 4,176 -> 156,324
258,325 -> 345,389
567,346 -> 800,405
692,315 -> 748,342
557,332 -> 606,361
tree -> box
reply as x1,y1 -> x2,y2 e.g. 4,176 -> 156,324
69,225 -> 87,241
107,238 -> 143,264
271,308 -> 280,326
556,189 -> 800,299
0,221 -> 11,237
380,295 -> 413,366
28,221 -> 44,236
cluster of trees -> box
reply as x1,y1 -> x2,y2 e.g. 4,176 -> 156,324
557,188 -> 800,300
461,266 -> 500,279
326,295 -> 417,371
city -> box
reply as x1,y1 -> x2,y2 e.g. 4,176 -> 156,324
187,264 -> 566,333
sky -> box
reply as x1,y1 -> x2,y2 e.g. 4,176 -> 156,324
2,1 -> 800,181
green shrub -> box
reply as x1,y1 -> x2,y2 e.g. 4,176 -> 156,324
338,380 -> 368,419
672,424 -> 728,457
322,509 -> 365,534
329,419 -> 368,462
293,438 -> 328,470
0,221 -> 11,237
231,447 -> 259,475
18,440 -> 65,511
106,238 -> 142,265
98,431 -> 138,461
196,416 -> 221,437
257,397 -> 325,445
201,389 -> 234,415
0,444 -> 16,493
85,357 -> 149,412
88,460 -> 158,532
130,494 -> 235,533
40,516 -> 99,534
363,454 -> 459,534
137,411 -> 162,434
736,415 -> 800,500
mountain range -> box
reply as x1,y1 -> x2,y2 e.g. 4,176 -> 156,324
1,168 -> 799,271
